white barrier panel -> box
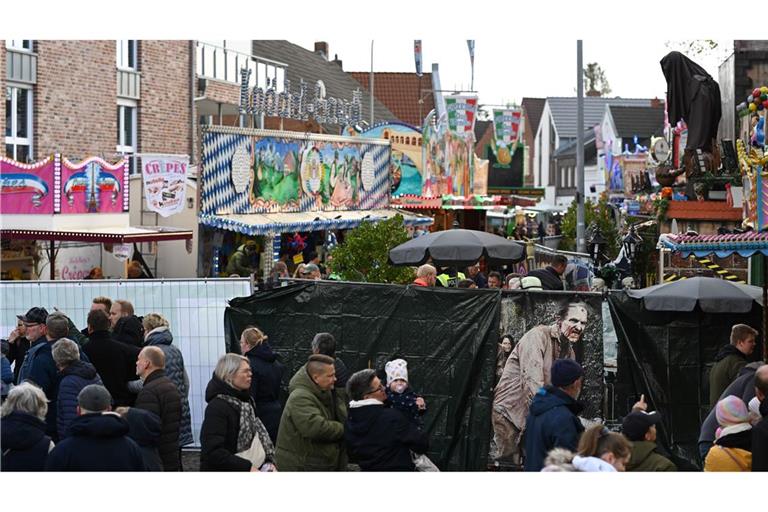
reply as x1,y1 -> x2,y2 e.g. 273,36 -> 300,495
0,278 -> 252,447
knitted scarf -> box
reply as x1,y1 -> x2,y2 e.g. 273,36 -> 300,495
216,394 -> 275,462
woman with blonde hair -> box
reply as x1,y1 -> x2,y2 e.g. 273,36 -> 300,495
1,382 -> 55,471
200,353 -> 276,471
240,326 -> 285,443
142,313 -> 193,449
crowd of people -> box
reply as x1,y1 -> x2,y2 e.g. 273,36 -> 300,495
2,293 -> 767,473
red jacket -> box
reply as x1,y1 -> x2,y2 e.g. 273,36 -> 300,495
413,278 -> 431,287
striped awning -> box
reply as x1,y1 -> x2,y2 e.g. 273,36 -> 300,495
198,208 -> 433,236
659,232 -> 768,258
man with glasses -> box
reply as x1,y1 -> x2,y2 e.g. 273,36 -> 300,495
6,317 -> 31,383
344,369 -> 429,471
16,307 -> 49,384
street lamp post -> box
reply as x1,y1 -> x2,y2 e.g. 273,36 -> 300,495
622,226 -> 642,285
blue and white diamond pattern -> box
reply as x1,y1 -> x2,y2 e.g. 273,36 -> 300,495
359,143 -> 389,210
201,132 -> 252,215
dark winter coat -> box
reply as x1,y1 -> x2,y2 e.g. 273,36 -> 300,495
112,315 -> 144,348
709,345 -> 749,407
134,369 -> 182,471
7,335 -> 29,383
345,401 -> 429,471
200,374 -> 257,471
0,411 -> 53,471
524,385 -> 585,472
626,440 -> 676,472
752,398 -> 768,472
123,407 -> 163,471
526,267 -> 564,291
1,355 -> 12,397
45,412 -> 147,471
57,360 -> 102,439
386,386 -> 425,428
699,363 -> 760,450
144,327 -> 192,446
83,330 -> 141,406
244,342 -> 285,443
23,338 -> 91,440
275,365 -> 347,471
16,336 -> 48,386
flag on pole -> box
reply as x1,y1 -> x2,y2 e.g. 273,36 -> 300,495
467,40 -> 475,66
414,40 -> 423,77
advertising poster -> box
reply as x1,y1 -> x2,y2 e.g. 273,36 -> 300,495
0,156 -> 55,214
491,292 -> 603,466
60,157 -> 126,214
141,155 -> 189,217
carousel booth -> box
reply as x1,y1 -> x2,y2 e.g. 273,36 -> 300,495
197,126 -> 432,278
0,154 -> 192,280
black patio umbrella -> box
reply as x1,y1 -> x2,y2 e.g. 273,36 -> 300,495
626,276 -> 763,313
388,229 -> 525,267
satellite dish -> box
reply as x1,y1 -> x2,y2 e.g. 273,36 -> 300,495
651,137 -> 670,164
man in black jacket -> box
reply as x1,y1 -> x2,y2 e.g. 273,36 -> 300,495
344,369 -> 429,471
45,384 -> 146,471
527,254 -> 567,291
753,365 -> 768,472
109,299 -> 144,347
82,310 -> 140,406
134,346 -> 182,471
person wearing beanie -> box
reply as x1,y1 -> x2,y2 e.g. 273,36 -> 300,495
704,395 -> 753,471
523,359 -> 585,471
621,399 -> 676,472
45,384 -> 147,471
493,301 -> 590,465
384,359 -> 427,428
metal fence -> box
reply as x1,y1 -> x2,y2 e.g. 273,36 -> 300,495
0,278 -> 253,447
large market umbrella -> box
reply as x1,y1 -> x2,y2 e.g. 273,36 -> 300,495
388,229 -> 525,267
626,276 -> 763,313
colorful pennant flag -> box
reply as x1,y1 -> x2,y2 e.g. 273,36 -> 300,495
491,108 -> 522,164
414,40 -> 423,77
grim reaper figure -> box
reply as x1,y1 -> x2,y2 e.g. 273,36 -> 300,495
660,51 -> 722,176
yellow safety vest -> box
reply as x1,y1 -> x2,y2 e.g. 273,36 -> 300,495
436,272 -> 466,288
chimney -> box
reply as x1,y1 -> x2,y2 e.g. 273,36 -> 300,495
586,89 -> 601,97
651,97 -> 662,108
314,41 -> 329,60
332,53 -> 343,69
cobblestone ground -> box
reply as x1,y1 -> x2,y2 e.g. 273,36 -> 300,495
181,449 -> 200,472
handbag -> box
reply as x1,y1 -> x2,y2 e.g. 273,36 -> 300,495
236,434 -> 266,469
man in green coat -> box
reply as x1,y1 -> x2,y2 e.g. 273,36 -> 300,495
709,324 -> 758,407
275,354 -> 347,471
225,241 -> 257,277
622,408 -> 676,472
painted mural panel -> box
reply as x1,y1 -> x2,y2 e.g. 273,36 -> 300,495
0,156 -> 55,214
60,157 -> 127,214
200,128 -> 390,215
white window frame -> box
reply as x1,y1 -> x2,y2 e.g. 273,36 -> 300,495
5,84 -> 33,162
117,99 -> 137,173
116,40 -> 137,71
6,40 -> 33,51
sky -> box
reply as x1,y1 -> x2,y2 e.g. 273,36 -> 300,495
294,38 -> 732,109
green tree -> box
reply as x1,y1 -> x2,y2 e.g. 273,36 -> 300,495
329,214 -> 415,284
583,62 -> 612,96
559,196 -> 619,259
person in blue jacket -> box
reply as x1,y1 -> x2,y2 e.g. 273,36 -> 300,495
523,358 -> 585,471
52,338 -> 102,439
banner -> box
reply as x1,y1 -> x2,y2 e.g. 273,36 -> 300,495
491,109 -> 522,165
141,155 -> 190,217
200,128 -> 390,215
56,244 -> 101,280
60,157 -> 127,214
414,40 -> 423,77
0,156 -> 55,214
444,96 -> 478,136
491,292 -> 604,467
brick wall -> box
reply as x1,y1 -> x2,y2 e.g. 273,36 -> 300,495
139,40 -> 192,160
36,40 -> 116,160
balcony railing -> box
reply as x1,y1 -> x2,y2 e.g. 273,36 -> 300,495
195,41 -> 288,91
117,68 -> 140,99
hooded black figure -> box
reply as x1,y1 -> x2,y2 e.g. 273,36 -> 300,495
660,51 -> 721,158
